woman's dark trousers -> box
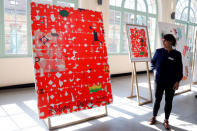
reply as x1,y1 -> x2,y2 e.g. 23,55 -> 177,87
153,82 -> 175,120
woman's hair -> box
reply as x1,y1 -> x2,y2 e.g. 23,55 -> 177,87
163,34 -> 176,46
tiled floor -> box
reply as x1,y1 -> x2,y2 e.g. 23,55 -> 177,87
0,73 -> 197,131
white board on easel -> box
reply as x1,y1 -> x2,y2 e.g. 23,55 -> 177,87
192,31 -> 197,83
193,54 -> 197,82
158,22 -> 192,86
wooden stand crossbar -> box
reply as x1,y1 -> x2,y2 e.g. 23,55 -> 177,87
127,62 -> 152,106
193,82 -> 197,85
43,106 -> 108,130
174,89 -> 191,96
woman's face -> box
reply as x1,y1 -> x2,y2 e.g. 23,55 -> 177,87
163,39 -> 173,49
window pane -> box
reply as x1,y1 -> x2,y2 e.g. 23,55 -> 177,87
108,25 -> 120,53
109,10 -> 121,53
137,0 -> 146,12
4,0 -> 28,55
124,12 -> 134,24
110,0 -> 122,7
31,0 -> 52,4
5,33 -> 28,54
180,7 -> 189,21
124,0 -> 135,10
190,2 -> 197,23
109,10 -> 121,24
57,1 -> 75,7
109,0 -> 157,54
147,17 -> 156,52
189,9 -> 195,23
136,15 -> 146,26
175,0 -> 189,21
4,1 -> 16,22
122,12 -> 134,53
147,0 -> 156,14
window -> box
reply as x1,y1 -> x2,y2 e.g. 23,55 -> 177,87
4,0 -> 28,55
0,0 -> 78,58
124,0 -> 135,10
175,0 -> 197,64
123,13 -> 134,52
109,0 -> 158,54
109,10 -> 121,53
137,0 -> 146,12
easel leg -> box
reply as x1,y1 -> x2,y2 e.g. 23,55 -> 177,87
105,105 -> 108,115
131,69 -> 134,97
133,62 -> 140,105
48,118 -> 52,130
146,62 -> 152,102
128,64 -> 135,98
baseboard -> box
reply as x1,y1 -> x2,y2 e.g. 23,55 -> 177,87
110,72 -> 132,77
0,83 -> 35,90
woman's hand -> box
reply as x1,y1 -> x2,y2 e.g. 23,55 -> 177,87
173,82 -> 179,91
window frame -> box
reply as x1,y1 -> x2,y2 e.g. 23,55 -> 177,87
109,0 -> 158,55
176,0 -> 197,40
0,0 -> 4,58
175,0 -> 197,64
0,0 -> 78,58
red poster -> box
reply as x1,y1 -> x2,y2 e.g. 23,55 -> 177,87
126,25 -> 151,62
31,2 -> 112,119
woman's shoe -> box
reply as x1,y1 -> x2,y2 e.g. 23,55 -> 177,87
149,117 -> 156,125
163,119 -> 170,130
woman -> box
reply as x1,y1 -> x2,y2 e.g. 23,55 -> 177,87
149,34 -> 183,130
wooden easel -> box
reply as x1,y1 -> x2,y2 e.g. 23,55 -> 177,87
175,31 -> 197,95
126,24 -> 153,106
127,61 -> 152,106
43,105 -> 108,130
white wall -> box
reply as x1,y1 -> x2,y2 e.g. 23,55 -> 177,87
0,0 -> 177,87
0,58 -> 34,87
159,0 -> 176,23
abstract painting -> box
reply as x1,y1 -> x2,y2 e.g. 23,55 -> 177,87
126,24 -> 151,62
31,2 -> 113,119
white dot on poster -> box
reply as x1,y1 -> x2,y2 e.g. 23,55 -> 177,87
40,112 -> 44,117
50,95 -> 54,99
59,80 -> 63,87
49,80 -> 53,85
56,72 -> 62,78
